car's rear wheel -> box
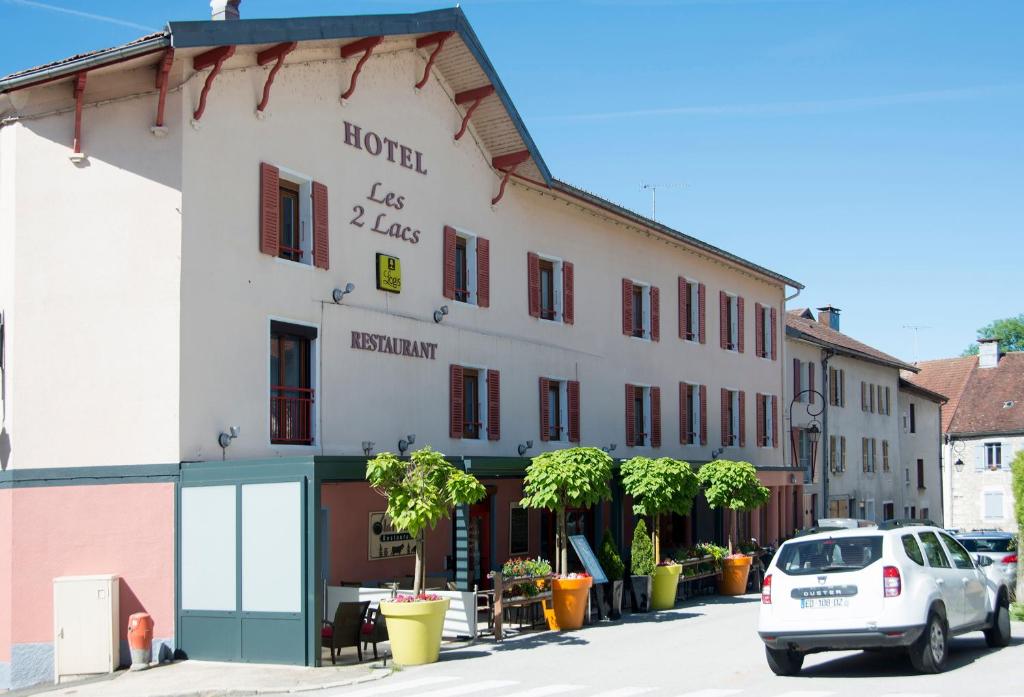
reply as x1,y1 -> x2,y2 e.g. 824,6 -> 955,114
765,646 -> 804,676
909,612 -> 948,673
984,595 -> 1011,648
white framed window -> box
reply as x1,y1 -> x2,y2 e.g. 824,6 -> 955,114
543,377 -> 569,442
683,382 -> 701,444
276,167 -> 314,267
268,317 -> 319,447
725,293 -> 739,350
453,229 -> 479,306
537,255 -> 565,323
630,280 -> 653,340
459,363 -> 491,440
983,489 -> 1004,520
726,389 -> 740,446
684,281 -> 700,341
759,304 -> 772,358
631,384 -> 653,446
985,442 -> 1003,469
758,393 -> 773,447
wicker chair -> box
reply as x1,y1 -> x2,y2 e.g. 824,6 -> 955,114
361,606 -> 389,662
322,600 -> 370,664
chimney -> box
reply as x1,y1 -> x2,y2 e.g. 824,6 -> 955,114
211,0 -> 240,20
816,305 -> 841,332
978,338 -> 999,369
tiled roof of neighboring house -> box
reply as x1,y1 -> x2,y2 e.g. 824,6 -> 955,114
785,309 -> 918,373
903,356 -> 977,432
944,352 -> 1024,436
898,377 -> 947,404
0,32 -> 167,82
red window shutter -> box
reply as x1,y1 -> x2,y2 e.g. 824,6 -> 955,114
311,181 -> 329,269
527,252 -> 540,318
477,237 -> 490,308
621,279 -> 633,336
719,291 -> 728,349
650,386 -> 662,447
790,427 -> 800,468
678,277 -> 687,339
539,377 -> 550,442
567,380 -> 580,443
808,364 -> 815,404
679,382 -> 688,444
699,384 -> 708,445
698,283 -> 706,344
486,369 -> 500,440
772,395 -> 779,448
720,388 -> 730,447
793,358 -> 801,400
755,303 -> 764,358
259,162 -> 280,256
449,364 -> 463,439
625,384 -> 636,446
756,394 -> 765,447
738,390 -> 746,447
650,286 -> 660,342
770,307 -> 778,360
443,226 -> 457,300
562,261 -> 574,325
737,296 -> 745,353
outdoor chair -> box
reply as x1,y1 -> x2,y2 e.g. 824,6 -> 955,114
322,600 -> 370,664
361,605 -> 389,663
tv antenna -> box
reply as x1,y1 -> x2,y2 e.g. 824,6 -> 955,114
903,324 -> 931,363
640,182 -> 685,222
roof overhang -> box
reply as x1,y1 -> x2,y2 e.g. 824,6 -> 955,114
786,325 -> 919,373
898,378 -> 948,404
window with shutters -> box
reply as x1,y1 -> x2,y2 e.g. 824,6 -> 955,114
983,490 -> 1004,520
757,393 -> 774,447
723,293 -> 740,351
724,389 -> 740,446
455,236 -> 470,302
529,254 -> 572,324
632,284 -> 645,337
542,378 -> 566,441
539,259 -> 556,320
265,166 -> 317,266
622,279 -> 657,340
985,442 -> 1002,468
682,280 -> 700,341
829,367 -> 846,407
682,383 -> 701,445
463,369 -> 481,439
450,365 -> 498,440
270,320 -> 317,445
882,440 -> 890,472
445,228 -> 489,307
626,384 -> 659,447
757,305 -> 773,358
634,387 -> 648,446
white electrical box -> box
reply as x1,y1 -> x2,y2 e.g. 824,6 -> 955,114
53,575 -> 120,683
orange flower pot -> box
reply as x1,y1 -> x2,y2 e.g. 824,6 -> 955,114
547,577 -> 592,631
719,555 -> 752,596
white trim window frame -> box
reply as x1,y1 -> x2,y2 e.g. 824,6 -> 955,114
985,442 -> 1003,469
686,382 -> 701,444
760,304 -> 772,359
453,227 -> 479,307
726,293 -> 739,351
728,388 -> 740,446
544,376 -> 570,443
686,280 -> 700,342
461,363 -> 490,440
274,166 -> 314,269
267,315 -> 319,448
631,280 -> 652,341
537,254 -> 564,324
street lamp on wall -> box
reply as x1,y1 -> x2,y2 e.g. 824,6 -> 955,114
954,458 -> 965,473
788,388 -> 826,480
398,434 -> 416,455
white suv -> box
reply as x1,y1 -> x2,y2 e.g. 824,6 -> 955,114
757,524 -> 1012,675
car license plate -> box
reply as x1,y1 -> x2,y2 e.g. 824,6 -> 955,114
800,597 -> 850,609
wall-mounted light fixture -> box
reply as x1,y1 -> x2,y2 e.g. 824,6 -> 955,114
710,447 -> 724,459
433,305 -> 449,323
332,282 -> 355,303
954,458 -> 965,473
398,434 -> 416,455
218,426 -> 240,458
517,440 -> 534,456
602,443 -> 617,453
362,441 -> 375,457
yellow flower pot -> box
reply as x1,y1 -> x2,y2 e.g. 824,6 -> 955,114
651,564 -> 681,610
719,555 -> 752,596
379,597 -> 449,665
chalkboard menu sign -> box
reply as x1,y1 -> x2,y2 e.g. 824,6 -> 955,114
569,534 -> 608,584
509,505 -> 530,555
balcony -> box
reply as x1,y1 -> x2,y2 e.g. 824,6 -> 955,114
271,385 -> 314,445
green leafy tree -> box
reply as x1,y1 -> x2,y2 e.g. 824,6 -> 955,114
697,459 -> 771,552
621,456 -> 700,563
597,529 -> 625,581
630,518 -> 655,576
520,447 -> 613,575
1012,449 -> 1024,601
962,314 -> 1024,356
366,446 -> 486,595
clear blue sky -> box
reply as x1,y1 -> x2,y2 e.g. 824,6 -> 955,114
2,0 -> 1021,362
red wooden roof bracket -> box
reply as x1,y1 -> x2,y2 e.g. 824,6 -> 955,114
453,85 -> 494,141
414,31 -> 453,89
72,71 -> 87,153
339,36 -> 383,101
192,45 -> 235,121
154,48 -> 174,128
256,41 -> 297,112
490,150 -> 531,206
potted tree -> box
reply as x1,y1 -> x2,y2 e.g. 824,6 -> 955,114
366,446 -> 485,664
696,459 -> 771,596
621,456 -> 700,610
596,530 -> 625,620
629,519 -> 655,612
520,447 -> 613,630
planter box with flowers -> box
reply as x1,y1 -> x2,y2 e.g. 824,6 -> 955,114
488,558 -> 554,641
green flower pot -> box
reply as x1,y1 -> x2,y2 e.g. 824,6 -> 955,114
651,564 -> 682,610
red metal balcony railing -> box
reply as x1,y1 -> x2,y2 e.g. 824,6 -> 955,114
271,385 -> 314,444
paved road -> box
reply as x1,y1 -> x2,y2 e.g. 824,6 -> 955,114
324,594 -> 1023,697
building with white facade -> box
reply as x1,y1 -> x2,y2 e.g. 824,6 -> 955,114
909,340 -> 1023,532
0,6 -> 805,687
784,307 -> 945,527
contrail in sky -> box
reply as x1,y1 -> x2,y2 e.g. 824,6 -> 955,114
5,0 -> 158,32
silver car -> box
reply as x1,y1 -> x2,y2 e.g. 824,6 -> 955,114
956,533 -> 1017,589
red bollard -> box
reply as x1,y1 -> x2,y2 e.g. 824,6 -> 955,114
127,612 -> 154,670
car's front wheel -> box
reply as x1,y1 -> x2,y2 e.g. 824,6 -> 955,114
909,612 -> 948,673
765,646 -> 804,676
984,595 -> 1011,648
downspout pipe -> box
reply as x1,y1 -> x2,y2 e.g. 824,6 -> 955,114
820,349 -> 834,521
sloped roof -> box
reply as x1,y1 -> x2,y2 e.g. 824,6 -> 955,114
904,356 -> 976,432
898,377 -> 947,404
786,309 -> 917,373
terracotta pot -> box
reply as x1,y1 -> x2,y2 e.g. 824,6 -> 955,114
548,577 -> 592,631
719,555 -> 753,596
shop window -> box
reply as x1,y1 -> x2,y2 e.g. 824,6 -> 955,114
270,321 -> 316,445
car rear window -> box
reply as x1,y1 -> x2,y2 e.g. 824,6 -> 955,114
776,536 -> 883,575
902,534 -> 925,566
957,537 -> 1014,553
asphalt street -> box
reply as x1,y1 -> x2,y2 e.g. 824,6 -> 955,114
323,594 -> 1024,697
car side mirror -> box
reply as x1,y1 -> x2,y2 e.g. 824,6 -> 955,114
975,554 -> 994,568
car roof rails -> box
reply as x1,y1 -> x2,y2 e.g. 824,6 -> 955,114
878,518 -> 937,530
793,526 -> 848,537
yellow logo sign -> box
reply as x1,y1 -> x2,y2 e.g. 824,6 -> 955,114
376,253 -> 401,293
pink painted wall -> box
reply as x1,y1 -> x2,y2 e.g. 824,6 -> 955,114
321,482 -> 451,585
10,483 -> 175,644
0,489 -> 12,662
485,479 -> 543,565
